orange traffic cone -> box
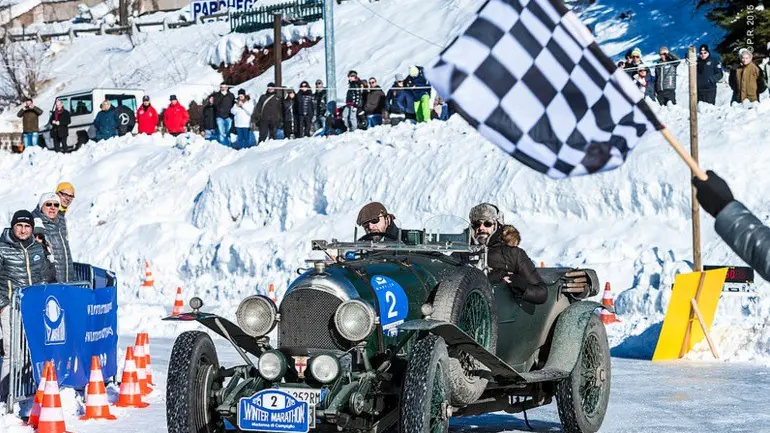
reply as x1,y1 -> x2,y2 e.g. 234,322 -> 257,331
37,364 -> 70,433
134,334 -> 152,396
600,282 -> 620,324
267,283 -> 277,303
27,361 -> 51,428
171,287 -> 184,316
141,333 -> 154,385
80,356 -> 117,420
141,261 -> 154,287
115,346 -> 149,408
540,261 -> 545,268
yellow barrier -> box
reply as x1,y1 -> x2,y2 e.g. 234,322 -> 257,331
652,268 -> 727,361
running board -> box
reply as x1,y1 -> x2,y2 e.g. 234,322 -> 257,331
399,320 -> 570,384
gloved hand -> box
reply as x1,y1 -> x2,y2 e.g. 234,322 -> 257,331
692,170 -> 734,217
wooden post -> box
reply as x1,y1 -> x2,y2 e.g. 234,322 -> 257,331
679,271 -> 706,358
274,13 -> 282,90
119,0 -> 128,26
690,298 -> 720,359
688,45 -> 702,272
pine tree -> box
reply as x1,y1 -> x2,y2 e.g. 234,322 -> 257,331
697,0 -> 769,66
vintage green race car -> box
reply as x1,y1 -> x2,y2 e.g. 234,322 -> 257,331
164,225 -> 611,433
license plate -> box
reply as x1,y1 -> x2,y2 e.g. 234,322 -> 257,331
278,387 -> 322,406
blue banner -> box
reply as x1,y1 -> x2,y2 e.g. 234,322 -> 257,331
20,284 -> 118,389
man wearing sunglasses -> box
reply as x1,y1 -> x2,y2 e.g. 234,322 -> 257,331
469,203 -> 547,304
696,44 -> 723,105
0,210 -> 55,400
32,193 -> 75,283
356,202 -> 402,242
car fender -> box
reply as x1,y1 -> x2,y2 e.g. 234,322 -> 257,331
536,301 -> 607,378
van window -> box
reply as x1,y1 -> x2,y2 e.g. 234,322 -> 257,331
105,94 -> 137,112
70,95 -> 93,116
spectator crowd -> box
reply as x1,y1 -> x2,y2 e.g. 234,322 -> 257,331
13,65 -> 452,152
0,183 -> 77,400
618,44 -> 768,106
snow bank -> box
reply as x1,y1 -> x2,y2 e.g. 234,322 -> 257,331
207,20 -> 324,66
1,87 -> 770,362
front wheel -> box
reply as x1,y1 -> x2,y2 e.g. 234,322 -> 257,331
555,314 -> 611,433
166,331 -> 225,433
400,335 -> 451,433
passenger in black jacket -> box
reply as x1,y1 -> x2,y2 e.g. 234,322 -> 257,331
297,81 -> 316,137
693,171 -> 770,282
201,95 -> 217,140
314,80 -> 327,131
50,99 -> 71,152
696,44 -> 723,105
469,203 -> 547,304
283,89 -> 298,139
212,83 -> 236,146
252,84 -> 283,143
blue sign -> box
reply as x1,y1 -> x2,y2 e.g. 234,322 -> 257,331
238,389 -> 310,433
21,284 -> 118,388
190,0 -> 256,21
370,275 -> 408,337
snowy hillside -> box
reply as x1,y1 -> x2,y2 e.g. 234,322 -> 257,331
0,0 -> 767,359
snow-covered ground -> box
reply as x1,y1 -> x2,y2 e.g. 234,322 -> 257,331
4,338 -> 770,433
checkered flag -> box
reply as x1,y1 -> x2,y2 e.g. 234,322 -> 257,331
425,0 -> 664,178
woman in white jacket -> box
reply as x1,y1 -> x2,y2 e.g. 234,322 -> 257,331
231,89 -> 254,150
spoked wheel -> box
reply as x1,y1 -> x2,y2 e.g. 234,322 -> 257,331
431,268 -> 498,405
556,315 -> 611,433
400,335 -> 451,433
166,331 -> 225,433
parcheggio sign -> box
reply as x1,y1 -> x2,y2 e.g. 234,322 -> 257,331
190,0 -> 257,21
21,284 -> 118,388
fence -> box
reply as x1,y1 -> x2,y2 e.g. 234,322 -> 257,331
230,0 -> 323,34
5,263 -> 117,414
6,10 -> 229,43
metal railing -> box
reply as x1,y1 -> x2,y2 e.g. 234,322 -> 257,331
7,288 -> 35,414
230,0 -> 323,34
6,11 -> 230,43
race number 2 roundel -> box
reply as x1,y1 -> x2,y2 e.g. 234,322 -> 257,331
370,275 -> 408,337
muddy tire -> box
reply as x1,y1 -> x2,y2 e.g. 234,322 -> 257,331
400,335 -> 450,433
166,331 -> 224,433
431,267 -> 497,405
556,315 -> 611,433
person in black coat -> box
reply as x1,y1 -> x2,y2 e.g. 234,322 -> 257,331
49,99 -> 71,152
283,89 -> 298,139
252,83 -> 283,143
201,95 -> 217,140
693,171 -> 770,282
212,83 -> 236,145
696,44 -> 723,105
314,79 -> 327,131
468,203 -> 547,304
296,81 -> 316,137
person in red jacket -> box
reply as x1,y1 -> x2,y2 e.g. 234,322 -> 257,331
136,95 -> 159,135
163,95 -> 189,136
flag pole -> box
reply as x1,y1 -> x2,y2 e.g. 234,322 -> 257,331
660,128 -> 707,180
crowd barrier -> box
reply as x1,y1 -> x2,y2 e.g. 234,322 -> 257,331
5,263 -> 118,414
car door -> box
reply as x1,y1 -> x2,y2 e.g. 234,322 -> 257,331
68,94 -> 95,140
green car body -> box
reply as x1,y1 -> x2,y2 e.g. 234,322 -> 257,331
164,235 -> 611,433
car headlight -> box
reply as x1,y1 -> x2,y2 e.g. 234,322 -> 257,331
334,299 -> 376,342
309,354 -> 340,384
236,295 -> 278,337
258,351 -> 286,381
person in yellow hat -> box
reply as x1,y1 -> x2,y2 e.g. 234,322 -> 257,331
55,182 -> 76,264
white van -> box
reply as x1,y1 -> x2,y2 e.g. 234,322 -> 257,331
40,88 -> 145,150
